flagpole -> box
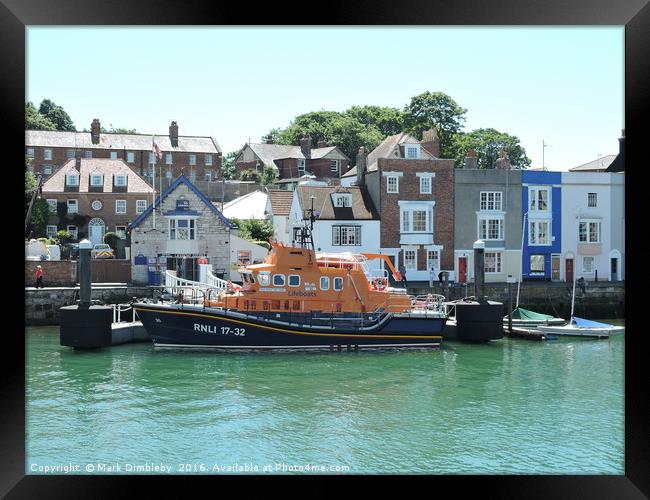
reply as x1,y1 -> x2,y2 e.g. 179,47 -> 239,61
152,135 -> 156,230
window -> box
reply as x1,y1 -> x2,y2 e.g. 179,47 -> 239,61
47,199 -> 57,213
189,170 -> 196,182
67,199 -> 78,214
529,221 -> 550,245
126,151 -> 135,163
288,274 -> 301,287
148,152 -> 156,164
110,151 -> 118,160
169,218 -> 196,240
427,250 -> 440,271
333,277 -> 343,291
91,200 -> 102,211
115,226 -> 127,239
480,218 -> 504,240
485,252 -> 502,273
579,221 -> 601,243
43,166 -> 53,176
66,149 -> 75,159
404,250 -> 417,270
189,154 -> 196,165
582,256 -> 595,273
205,171 -> 212,182
333,194 -> 352,207
405,144 -> 420,159
66,173 -> 79,186
297,159 -> 305,175
530,255 -> 545,273
90,174 -> 103,186
84,150 -> 92,159
480,192 -> 503,211
330,160 -> 339,173
46,225 -> 57,238
115,200 -> 126,214
332,226 -> 361,246
420,177 -> 431,194
26,148 -> 34,158
588,193 -> 598,208
401,208 -> 432,233
387,176 -> 399,193
165,153 -> 172,165
205,154 -> 213,166
67,225 -> 78,239
237,250 -> 251,266
402,210 -> 410,232
319,276 -> 330,290
258,272 -> 270,286
273,274 -> 285,286
136,200 -> 147,214
166,169 -> 172,179
413,210 -> 427,231
44,149 -> 52,160
529,187 -> 549,211
115,174 -> 127,186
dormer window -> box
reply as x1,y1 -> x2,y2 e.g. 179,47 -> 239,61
90,174 -> 104,187
114,174 -> 127,187
66,172 -> 79,186
405,144 -> 421,159
333,193 -> 352,207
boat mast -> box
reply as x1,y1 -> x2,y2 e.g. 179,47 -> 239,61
516,212 -> 527,308
570,267 -> 577,319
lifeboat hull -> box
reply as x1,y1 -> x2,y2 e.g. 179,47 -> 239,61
134,303 -> 445,350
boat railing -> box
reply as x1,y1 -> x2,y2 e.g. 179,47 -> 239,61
111,303 -> 136,324
206,269 -> 230,290
164,270 -> 227,296
410,294 -> 448,316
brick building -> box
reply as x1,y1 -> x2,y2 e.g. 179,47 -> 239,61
26,119 -> 222,185
234,134 -> 349,181
41,158 -> 154,245
341,129 -> 455,281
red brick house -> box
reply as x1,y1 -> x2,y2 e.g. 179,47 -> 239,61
234,134 -> 349,181
26,119 -> 222,184
42,158 -> 154,245
341,129 -> 455,281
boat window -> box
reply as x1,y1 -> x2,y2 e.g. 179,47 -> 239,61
288,274 -> 301,287
333,277 -> 343,291
273,274 -> 285,286
249,273 -> 255,284
319,276 -> 330,290
258,272 -> 270,286
241,273 -> 248,283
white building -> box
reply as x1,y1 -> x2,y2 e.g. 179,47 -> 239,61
221,190 -> 268,221
266,190 -> 294,244
560,172 -> 624,282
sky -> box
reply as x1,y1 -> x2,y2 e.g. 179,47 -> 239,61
26,27 -> 624,170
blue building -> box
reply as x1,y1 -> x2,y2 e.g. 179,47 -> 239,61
522,171 -> 562,280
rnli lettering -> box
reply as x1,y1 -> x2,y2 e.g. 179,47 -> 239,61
193,324 -> 246,336
288,291 -> 317,297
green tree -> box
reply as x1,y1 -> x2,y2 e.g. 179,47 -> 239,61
277,110 -> 343,147
450,128 -> 531,170
403,91 -> 467,158
221,151 -> 238,180
56,230 -> 73,246
38,99 -> 76,131
25,102 -> 56,130
31,199 -> 50,237
261,166 -> 278,185
239,169 -> 261,183
344,105 -> 405,136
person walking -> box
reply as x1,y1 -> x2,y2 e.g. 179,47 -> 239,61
35,265 -> 44,288
399,264 -> 408,289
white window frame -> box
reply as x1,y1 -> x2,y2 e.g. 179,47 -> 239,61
67,199 -> 78,214
332,226 -> 362,246
297,159 -> 305,175
90,174 -> 103,187
43,165 -> 53,176
480,191 -> 503,211
165,153 -> 173,165
115,200 -> 127,214
43,149 -> 52,160
91,200 -> 103,211
165,168 -> 173,179
319,276 -> 330,290
587,193 -> 598,208
136,200 -> 147,214
479,217 -> 505,240
272,274 -> 286,287
333,194 -> 352,207
387,176 -> 399,193
189,154 -> 197,165
110,151 -> 118,160
405,144 -> 420,159
84,150 -> 92,159
529,186 -> 550,212
530,255 -> 545,273
485,252 -> 502,273
66,149 -> 75,159
66,173 -> 79,186
403,249 -> 417,270
47,199 -> 57,213
579,220 -> 601,243
26,148 -> 35,158
114,174 -> 127,187
258,272 -> 271,287
333,277 -> 343,291
46,225 -> 57,238
330,159 -> 339,173
168,217 -> 197,241
401,208 -> 433,233
582,256 -> 595,274
288,274 -> 301,287
115,226 -> 127,239
529,220 -> 550,245
426,250 -> 440,271
205,154 -> 213,166
205,171 -> 212,182
419,176 -> 431,194
126,151 -> 135,163
67,225 -> 78,239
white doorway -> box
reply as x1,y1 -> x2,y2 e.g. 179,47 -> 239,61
89,218 -> 105,246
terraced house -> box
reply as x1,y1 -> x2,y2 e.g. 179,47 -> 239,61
26,119 -> 222,184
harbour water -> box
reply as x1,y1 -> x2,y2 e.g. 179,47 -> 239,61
26,323 -> 624,474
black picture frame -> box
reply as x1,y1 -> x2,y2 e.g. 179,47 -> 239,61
4,1 -> 648,497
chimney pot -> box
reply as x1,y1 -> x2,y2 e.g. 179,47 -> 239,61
420,127 -> 440,157
169,121 -> 179,148
464,149 -> 478,169
300,133 -> 312,159
90,119 -> 101,145
356,146 -> 367,186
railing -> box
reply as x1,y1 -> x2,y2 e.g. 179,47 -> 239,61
112,303 -> 136,324
206,269 -> 229,290
410,294 -> 448,315
165,269 -> 227,295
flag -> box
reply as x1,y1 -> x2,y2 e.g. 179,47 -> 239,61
152,140 -> 162,160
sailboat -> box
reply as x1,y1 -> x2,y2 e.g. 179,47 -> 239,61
537,271 -> 624,339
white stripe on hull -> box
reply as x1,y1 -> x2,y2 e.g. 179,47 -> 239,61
153,342 -> 441,350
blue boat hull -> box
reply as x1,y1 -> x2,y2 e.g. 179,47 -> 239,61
134,304 -> 445,350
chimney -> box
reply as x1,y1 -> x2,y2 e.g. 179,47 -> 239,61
90,119 -> 101,145
300,133 -> 312,159
169,121 -> 179,148
495,148 -> 511,170
464,149 -> 478,169
317,136 -> 327,148
420,127 -> 440,157
606,129 -> 625,172
75,149 -> 81,171
356,146 -> 367,187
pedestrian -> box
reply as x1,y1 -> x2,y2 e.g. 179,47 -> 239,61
429,266 -> 437,288
399,264 -> 408,289
35,265 -> 44,288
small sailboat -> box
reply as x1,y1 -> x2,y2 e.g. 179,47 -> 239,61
537,273 -> 624,339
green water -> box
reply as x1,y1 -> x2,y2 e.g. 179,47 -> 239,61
26,325 -> 624,474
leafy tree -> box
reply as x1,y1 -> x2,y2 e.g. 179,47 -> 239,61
239,169 -> 261,183
345,105 -> 405,136
30,199 -> 50,238
277,111 -> 343,147
450,128 -> 531,170
403,91 -> 467,158
25,102 -> 56,130
262,128 -> 284,144
38,99 -> 76,131
230,218 -> 274,242
221,151 -> 238,180
103,232 -> 119,252
103,125 -> 137,134
56,230 -> 73,246
261,165 -> 278,185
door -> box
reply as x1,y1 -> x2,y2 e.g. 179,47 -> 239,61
551,254 -> 561,281
89,218 -> 105,246
565,258 -> 574,283
459,257 -> 467,284
610,258 -> 618,281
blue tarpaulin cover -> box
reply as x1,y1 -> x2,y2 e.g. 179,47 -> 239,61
572,317 -> 614,328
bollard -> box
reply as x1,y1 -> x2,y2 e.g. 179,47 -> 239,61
473,240 -> 485,302
78,239 -> 93,307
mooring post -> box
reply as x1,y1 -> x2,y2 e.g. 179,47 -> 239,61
78,239 -> 93,307
507,274 -> 516,334
473,240 -> 485,302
